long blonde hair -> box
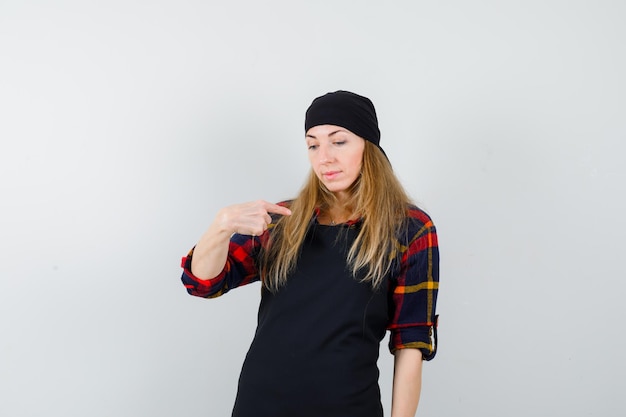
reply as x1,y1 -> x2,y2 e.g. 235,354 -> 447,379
260,141 -> 412,291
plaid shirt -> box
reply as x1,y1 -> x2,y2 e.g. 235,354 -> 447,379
181,204 -> 439,359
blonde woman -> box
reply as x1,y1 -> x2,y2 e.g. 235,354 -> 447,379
181,91 -> 439,417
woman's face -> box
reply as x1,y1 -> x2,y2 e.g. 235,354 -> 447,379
305,124 -> 365,200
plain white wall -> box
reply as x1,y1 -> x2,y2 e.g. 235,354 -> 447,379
1,1 -> 625,416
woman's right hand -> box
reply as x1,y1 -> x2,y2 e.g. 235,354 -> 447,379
190,200 -> 291,280
216,200 -> 292,237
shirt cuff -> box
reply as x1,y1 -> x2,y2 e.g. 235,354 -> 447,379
388,315 -> 439,361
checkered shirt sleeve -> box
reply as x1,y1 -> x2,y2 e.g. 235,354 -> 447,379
387,207 -> 440,360
180,232 -> 262,298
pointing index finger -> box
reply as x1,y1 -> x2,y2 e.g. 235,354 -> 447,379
262,201 -> 292,216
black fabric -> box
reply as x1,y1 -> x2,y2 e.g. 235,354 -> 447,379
232,223 -> 389,417
305,90 -> 386,157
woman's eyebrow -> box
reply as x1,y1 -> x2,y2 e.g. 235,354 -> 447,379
329,129 -> 348,136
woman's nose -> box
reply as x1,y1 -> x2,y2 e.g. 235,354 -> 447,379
318,144 -> 334,163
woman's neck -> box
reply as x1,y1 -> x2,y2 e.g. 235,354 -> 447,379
322,204 -> 356,226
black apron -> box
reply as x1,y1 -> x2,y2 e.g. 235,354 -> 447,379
232,223 -> 389,417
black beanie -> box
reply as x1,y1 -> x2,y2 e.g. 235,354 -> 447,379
305,90 -> 385,156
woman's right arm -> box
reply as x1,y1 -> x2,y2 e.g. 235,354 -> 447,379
189,210 -> 238,280
190,200 -> 292,280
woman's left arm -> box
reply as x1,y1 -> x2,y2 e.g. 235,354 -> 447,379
391,348 -> 423,417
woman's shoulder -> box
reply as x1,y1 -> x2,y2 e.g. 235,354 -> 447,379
401,204 -> 437,238
276,200 -> 293,208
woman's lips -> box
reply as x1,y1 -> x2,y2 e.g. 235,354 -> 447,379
323,171 -> 340,180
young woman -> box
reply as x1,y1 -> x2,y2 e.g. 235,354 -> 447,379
180,91 -> 439,417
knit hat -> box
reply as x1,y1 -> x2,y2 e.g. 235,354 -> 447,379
304,90 -> 385,156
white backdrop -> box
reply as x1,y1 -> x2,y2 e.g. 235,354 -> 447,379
1,1 -> 625,416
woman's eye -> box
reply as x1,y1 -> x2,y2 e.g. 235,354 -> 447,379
334,141 -> 346,146
308,144 -> 318,150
